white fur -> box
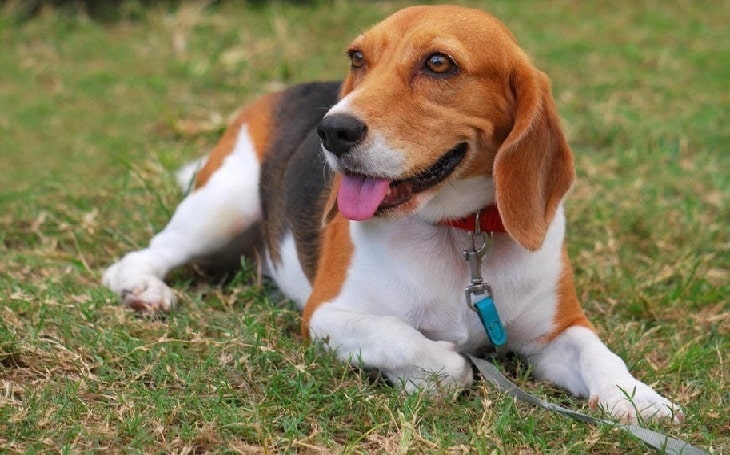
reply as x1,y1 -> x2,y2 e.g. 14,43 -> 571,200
418,176 -> 495,223
323,97 -> 406,179
530,326 -> 682,423
307,208 -> 563,390
174,154 -> 208,192
325,132 -> 407,179
265,232 -> 312,310
103,126 -> 261,311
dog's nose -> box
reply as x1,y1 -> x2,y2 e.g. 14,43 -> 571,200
317,113 -> 367,157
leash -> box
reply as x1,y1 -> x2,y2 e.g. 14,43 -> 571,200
466,354 -> 706,454
449,208 -> 705,454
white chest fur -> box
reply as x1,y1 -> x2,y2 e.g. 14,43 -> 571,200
329,208 -> 565,352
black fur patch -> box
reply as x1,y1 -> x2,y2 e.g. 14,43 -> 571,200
259,81 -> 341,281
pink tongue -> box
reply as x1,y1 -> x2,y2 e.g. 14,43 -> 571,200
337,175 -> 391,221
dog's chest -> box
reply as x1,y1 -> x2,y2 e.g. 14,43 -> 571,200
269,214 -> 562,351
346,218 -> 562,349
345,220 -> 492,348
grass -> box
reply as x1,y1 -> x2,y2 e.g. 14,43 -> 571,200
0,0 -> 727,452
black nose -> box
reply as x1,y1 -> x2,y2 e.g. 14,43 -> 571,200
317,113 -> 367,157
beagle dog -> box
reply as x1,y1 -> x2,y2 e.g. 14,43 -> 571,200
104,5 -> 682,424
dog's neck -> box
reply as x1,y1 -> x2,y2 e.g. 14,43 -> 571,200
438,205 -> 506,233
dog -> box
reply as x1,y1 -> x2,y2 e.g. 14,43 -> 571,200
103,5 -> 682,424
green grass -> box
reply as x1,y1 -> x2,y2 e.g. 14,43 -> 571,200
1,0 -> 728,452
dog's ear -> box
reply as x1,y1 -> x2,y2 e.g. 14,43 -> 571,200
493,63 -> 575,251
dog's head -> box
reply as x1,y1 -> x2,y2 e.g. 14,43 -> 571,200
318,5 -> 574,251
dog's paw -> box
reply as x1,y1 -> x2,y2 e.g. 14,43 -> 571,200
118,276 -> 177,312
102,252 -> 176,312
389,341 -> 473,394
590,381 -> 684,424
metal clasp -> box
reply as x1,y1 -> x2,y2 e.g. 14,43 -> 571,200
463,211 -> 493,310
460,211 -> 507,348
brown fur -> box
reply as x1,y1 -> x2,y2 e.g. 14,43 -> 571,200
493,68 -> 575,251
300,215 -> 353,337
195,92 -> 280,188
547,247 -> 595,341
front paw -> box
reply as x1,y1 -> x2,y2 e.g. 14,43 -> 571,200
103,253 -> 176,312
387,341 -> 473,394
590,381 -> 684,424
117,276 -> 177,312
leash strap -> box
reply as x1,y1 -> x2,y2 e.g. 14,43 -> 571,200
466,355 -> 706,454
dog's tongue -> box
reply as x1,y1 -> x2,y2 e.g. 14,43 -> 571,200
337,174 -> 390,221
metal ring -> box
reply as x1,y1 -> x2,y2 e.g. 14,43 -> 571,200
468,231 -> 490,256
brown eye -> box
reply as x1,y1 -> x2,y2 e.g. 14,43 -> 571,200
425,53 -> 457,75
349,50 -> 365,69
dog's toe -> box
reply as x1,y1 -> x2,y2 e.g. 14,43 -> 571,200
120,278 -> 176,312
391,341 -> 473,394
592,382 -> 683,424
103,252 -> 175,312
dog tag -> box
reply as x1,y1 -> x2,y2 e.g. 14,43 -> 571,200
473,295 -> 507,347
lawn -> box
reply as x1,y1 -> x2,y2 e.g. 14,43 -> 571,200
1,0 -> 727,453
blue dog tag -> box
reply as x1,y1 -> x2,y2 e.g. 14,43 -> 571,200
474,295 -> 507,347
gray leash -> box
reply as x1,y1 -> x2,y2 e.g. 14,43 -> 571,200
467,355 -> 706,455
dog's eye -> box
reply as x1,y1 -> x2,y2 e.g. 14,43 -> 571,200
349,50 -> 365,69
424,53 -> 457,75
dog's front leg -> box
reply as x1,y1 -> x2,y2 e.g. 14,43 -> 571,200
103,128 -> 262,311
308,304 -> 473,393
529,325 -> 683,423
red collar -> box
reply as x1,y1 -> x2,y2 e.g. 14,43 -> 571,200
439,204 -> 506,233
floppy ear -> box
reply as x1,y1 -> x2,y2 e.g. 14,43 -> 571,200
493,63 -> 575,251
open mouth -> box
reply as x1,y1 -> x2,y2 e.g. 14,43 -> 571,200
337,142 -> 467,221
379,142 -> 467,210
